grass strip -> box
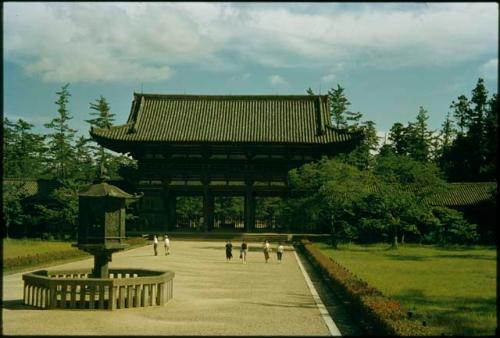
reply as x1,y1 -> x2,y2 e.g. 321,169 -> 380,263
3,237 -> 148,274
314,242 -> 496,336
299,239 -> 431,336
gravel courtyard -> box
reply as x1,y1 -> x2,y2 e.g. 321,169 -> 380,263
2,240 -> 358,336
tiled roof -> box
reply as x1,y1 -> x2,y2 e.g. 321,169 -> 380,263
2,179 -> 63,199
90,93 -> 361,145
430,182 -> 496,206
369,182 -> 496,206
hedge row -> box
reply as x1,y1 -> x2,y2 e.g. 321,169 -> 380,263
4,237 -> 148,270
300,240 -> 431,336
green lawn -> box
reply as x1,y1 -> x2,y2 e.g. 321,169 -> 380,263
3,237 -> 148,274
314,242 -> 497,336
3,238 -> 80,259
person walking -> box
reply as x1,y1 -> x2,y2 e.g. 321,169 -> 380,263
240,240 -> 248,264
153,235 -> 158,256
263,240 -> 271,263
164,235 -> 170,255
277,242 -> 284,263
225,240 -> 233,261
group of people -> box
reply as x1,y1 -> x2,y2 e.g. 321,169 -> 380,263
152,235 -> 285,263
153,234 -> 170,256
225,240 -> 285,264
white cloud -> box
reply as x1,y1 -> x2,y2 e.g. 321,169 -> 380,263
321,73 -> 336,83
478,59 -> 498,81
3,3 -> 498,83
269,75 -> 288,86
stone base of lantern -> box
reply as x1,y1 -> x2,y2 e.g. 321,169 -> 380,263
22,268 -> 175,310
72,244 -> 129,278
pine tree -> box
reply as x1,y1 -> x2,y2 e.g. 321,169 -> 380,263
388,122 -> 408,156
436,112 -> 456,175
3,118 -> 47,178
483,94 -> 498,179
86,95 -> 115,170
450,95 -> 472,135
73,136 -> 96,182
328,85 -> 349,128
44,83 -> 77,179
469,78 -> 488,177
408,106 -> 434,162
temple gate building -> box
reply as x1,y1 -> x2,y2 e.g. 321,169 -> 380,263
90,93 -> 361,233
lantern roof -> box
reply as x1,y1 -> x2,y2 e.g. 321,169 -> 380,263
79,181 -> 141,199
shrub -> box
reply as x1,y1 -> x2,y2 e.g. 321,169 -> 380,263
300,239 -> 431,336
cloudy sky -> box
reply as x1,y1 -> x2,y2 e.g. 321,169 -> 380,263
3,2 -> 498,141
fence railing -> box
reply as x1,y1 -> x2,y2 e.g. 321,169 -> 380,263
22,268 -> 174,310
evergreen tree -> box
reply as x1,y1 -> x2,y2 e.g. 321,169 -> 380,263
44,83 -> 77,179
450,95 -> 472,135
73,136 -> 96,182
328,85 -> 349,128
2,181 -> 30,238
407,106 -> 434,162
3,118 -> 18,177
86,95 -> 116,170
3,118 -> 47,178
469,78 -> 488,177
344,119 -> 379,170
483,94 -> 498,178
443,78 -> 496,181
388,122 -> 409,156
436,112 -> 456,174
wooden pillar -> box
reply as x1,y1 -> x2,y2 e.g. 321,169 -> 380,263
203,185 -> 214,232
244,182 -> 255,232
163,184 -> 177,231
167,194 -> 176,230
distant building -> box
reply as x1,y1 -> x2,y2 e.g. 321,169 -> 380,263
90,93 -> 362,233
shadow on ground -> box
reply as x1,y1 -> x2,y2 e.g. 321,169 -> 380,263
2,299 -> 38,311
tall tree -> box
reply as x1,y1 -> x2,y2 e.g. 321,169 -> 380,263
86,95 -> 116,170
44,83 -> 77,179
436,112 -> 456,174
388,122 -> 409,156
469,78 -> 488,177
2,181 -> 30,238
3,118 -> 47,178
73,136 -> 96,182
483,94 -> 498,179
443,78 -> 496,181
407,106 -> 434,162
328,85 -> 349,128
450,95 -> 472,135
344,119 -> 379,170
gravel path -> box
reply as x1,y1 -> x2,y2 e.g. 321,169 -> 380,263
2,240 -> 359,336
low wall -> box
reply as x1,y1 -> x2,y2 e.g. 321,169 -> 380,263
22,268 -> 174,310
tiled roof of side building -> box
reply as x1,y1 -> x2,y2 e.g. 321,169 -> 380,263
369,182 -> 496,207
90,93 -> 362,144
2,178 -> 63,199
430,182 -> 497,206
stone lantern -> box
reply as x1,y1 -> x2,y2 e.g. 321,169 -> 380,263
75,176 -> 142,278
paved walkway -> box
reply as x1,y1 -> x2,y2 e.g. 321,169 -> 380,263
2,240 -> 362,336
